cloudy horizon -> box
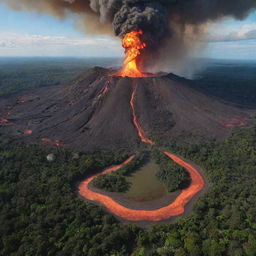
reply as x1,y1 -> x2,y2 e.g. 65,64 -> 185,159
0,2 -> 256,60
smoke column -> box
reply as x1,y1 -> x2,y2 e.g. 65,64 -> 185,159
2,0 -> 256,72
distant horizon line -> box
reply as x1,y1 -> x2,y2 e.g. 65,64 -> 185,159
0,56 -> 255,62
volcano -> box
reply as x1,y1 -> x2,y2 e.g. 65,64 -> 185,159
0,67 -> 252,152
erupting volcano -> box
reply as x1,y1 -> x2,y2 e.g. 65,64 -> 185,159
115,30 -> 146,78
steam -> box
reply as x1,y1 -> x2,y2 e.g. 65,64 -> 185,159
2,0 -> 256,72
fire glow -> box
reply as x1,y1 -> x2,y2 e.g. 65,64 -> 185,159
220,116 -> 251,129
17,98 -> 26,104
24,129 -> 33,135
0,117 -> 11,125
41,137 -> 64,147
117,30 -> 146,78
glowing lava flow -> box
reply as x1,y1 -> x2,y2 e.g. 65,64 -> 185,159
23,129 -> 33,135
116,30 -> 146,78
41,138 -> 64,147
78,152 -> 205,221
95,81 -> 110,101
0,117 -> 12,125
17,98 -> 27,104
220,116 -> 251,128
130,84 -> 155,145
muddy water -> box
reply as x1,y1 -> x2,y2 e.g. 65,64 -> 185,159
125,160 -> 167,202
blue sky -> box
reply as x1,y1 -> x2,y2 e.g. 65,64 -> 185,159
0,2 -> 256,59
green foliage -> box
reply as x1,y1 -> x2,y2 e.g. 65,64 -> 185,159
193,60 -> 256,106
93,153 -> 145,193
0,135 -> 139,256
140,127 -> 256,256
1,125 -> 256,255
93,173 -> 130,192
153,150 -> 190,192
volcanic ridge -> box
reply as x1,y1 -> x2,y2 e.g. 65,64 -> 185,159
0,67 -> 252,152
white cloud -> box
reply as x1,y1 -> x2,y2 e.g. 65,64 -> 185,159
0,32 -> 123,57
206,22 -> 256,42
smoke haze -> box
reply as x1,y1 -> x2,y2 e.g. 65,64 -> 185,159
2,0 -> 256,72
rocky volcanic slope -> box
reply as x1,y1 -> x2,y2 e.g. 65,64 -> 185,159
0,67 -> 253,152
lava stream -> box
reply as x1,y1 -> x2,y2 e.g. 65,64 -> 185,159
41,137 -> 64,147
95,81 -> 110,101
0,117 -> 12,125
23,129 -> 33,135
78,152 -> 205,221
17,98 -> 26,104
130,83 -> 155,145
220,116 -> 251,128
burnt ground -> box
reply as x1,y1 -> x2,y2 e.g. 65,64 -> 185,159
0,67 -> 254,152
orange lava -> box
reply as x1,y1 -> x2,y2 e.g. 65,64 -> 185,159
17,98 -> 26,104
78,152 -> 205,221
4,109 -> 11,116
23,129 -> 33,135
130,84 -> 155,145
55,139 -> 64,147
95,81 -> 110,101
41,137 -> 64,147
41,138 -> 52,143
221,116 -> 251,128
116,30 -> 146,78
0,117 -> 11,125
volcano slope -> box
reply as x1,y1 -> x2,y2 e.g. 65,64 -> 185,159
0,67 -> 252,152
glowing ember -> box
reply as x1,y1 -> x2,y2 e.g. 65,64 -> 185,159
41,137 -> 64,146
23,129 -> 33,135
78,152 -> 205,221
17,98 -> 26,104
117,30 -> 146,78
4,109 -> 11,116
41,138 -> 52,143
220,116 -> 251,128
0,117 -> 11,125
55,139 -> 64,147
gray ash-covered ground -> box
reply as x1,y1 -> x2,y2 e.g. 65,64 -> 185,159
0,67 -> 253,152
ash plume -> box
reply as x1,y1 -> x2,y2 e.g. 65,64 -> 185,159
2,0 -> 256,72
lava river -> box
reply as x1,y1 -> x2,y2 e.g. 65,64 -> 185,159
78,83 -> 206,222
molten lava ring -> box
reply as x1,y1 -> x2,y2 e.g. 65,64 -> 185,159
78,152 -> 206,222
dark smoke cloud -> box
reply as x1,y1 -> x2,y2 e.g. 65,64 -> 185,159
1,0 -> 256,72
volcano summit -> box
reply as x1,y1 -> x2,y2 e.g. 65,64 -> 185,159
0,67 -> 252,152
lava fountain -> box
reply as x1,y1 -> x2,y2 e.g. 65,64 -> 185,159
116,30 -> 146,78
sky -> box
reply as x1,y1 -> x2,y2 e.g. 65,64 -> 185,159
0,2 -> 256,60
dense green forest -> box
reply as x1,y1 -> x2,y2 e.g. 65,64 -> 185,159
0,135 -> 139,256
153,150 -> 190,192
93,153 -> 145,192
193,60 -> 256,106
1,126 -> 256,255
